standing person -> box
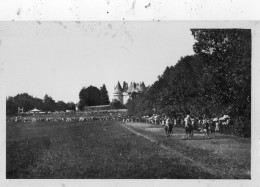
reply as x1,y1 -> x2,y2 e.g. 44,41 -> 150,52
184,113 -> 192,139
166,116 -> 170,127
164,116 -> 172,137
210,119 -> 214,133
215,118 -> 220,132
161,116 -> 165,126
190,116 -> 195,137
174,118 -> 177,127
202,116 -> 210,139
198,117 -> 203,132
167,116 -> 173,136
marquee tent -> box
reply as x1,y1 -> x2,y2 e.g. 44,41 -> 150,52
30,108 -> 41,113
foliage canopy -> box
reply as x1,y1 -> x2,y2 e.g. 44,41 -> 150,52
127,29 -> 251,137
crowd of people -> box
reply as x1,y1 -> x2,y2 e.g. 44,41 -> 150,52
7,110 -> 231,139
182,113 -> 231,139
122,113 -> 231,139
6,111 -> 126,123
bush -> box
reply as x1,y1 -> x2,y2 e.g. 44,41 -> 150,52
110,99 -> 126,109
232,116 -> 251,138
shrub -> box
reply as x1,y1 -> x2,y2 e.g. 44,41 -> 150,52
110,99 -> 126,109
232,116 -> 251,138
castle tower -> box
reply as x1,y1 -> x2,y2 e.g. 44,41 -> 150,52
114,81 -> 146,104
113,81 -> 123,103
122,81 -> 129,104
139,82 -> 146,92
126,82 -> 134,93
135,83 -> 140,92
122,81 -> 128,92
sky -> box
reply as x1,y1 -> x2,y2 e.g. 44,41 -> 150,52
1,21 -> 197,103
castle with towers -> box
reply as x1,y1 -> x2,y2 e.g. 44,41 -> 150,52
113,81 -> 146,104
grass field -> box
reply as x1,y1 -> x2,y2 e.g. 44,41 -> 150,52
6,120 -> 250,179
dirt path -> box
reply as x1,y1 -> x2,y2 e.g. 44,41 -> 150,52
120,122 -> 236,179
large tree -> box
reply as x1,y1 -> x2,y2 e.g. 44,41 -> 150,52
191,29 -> 251,117
13,93 -> 37,111
100,84 -> 110,105
56,101 -> 67,111
10,93 -> 45,113
43,94 -> 56,112
67,102 -> 76,111
79,86 -> 101,109
191,29 -> 251,137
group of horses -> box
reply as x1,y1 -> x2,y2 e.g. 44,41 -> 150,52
165,114 -> 231,139
122,113 -> 231,139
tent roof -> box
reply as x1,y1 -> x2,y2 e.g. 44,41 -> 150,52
30,108 -> 41,112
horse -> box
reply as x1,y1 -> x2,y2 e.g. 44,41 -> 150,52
165,123 -> 173,137
184,116 -> 193,139
185,124 -> 193,139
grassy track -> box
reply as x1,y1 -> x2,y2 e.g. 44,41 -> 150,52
123,122 -> 251,179
6,120 -> 250,179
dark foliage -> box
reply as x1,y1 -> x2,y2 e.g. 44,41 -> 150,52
79,86 -> 101,109
6,93 -> 75,115
56,101 -> 68,111
13,93 -> 43,112
79,84 -> 110,110
110,99 -> 126,109
126,91 -> 153,117
100,84 -> 110,105
127,29 -> 251,137
67,102 -> 76,111
43,94 -> 56,112
6,97 -> 18,115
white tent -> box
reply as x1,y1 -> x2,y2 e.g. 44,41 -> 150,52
213,118 -> 218,122
30,108 -> 41,113
219,115 -> 230,121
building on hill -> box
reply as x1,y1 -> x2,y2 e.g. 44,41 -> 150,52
113,81 -> 146,104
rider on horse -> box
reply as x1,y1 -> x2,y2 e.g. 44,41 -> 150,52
165,116 -> 173,137
184,113 -> 192,139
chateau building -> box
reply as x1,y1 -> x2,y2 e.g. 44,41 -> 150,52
113,81 -> 146,104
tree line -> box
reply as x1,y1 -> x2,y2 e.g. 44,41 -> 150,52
6,93 -> 76,116
7,84 -> 110,115
126,29 -> 251,137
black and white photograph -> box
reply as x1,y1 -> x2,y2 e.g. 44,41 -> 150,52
3,21 -> 252,179
0,0 -> 259,186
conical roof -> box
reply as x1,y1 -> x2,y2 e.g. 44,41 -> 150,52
114,81 -> 123,94
133,83 -> 140,92
122,81 -> 128,92
126,82 -> 134,93
139,82 -> 146,92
